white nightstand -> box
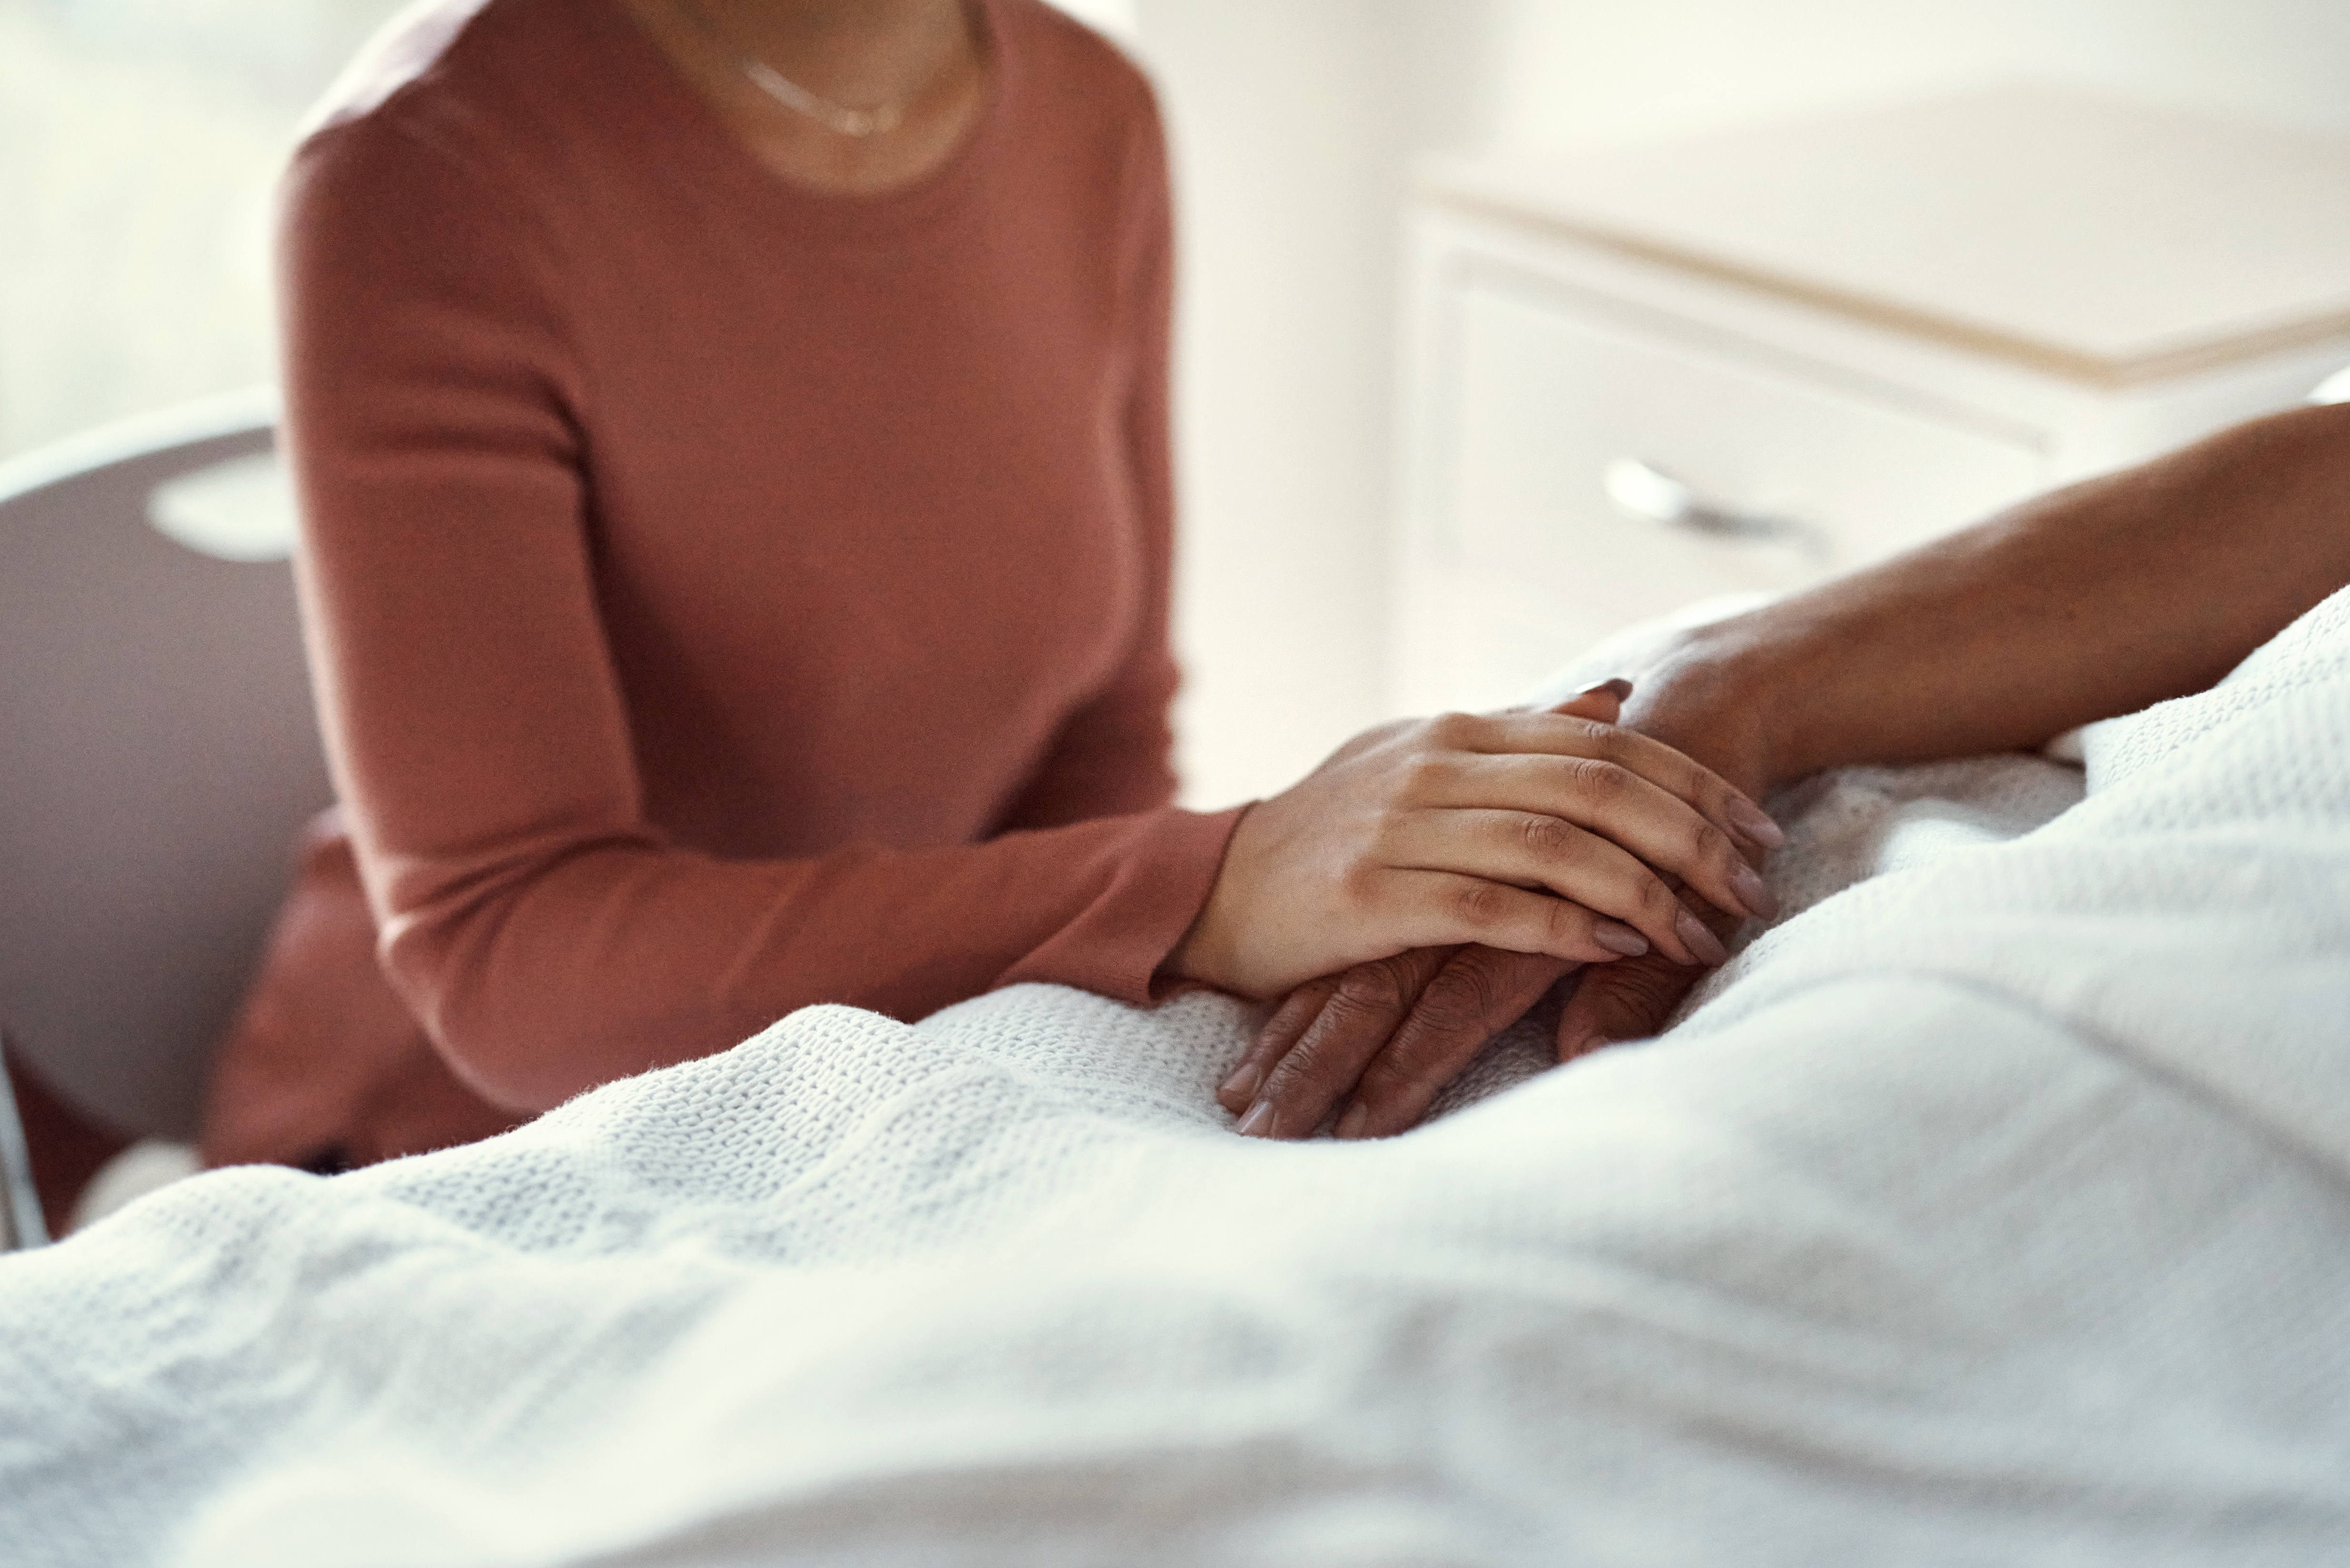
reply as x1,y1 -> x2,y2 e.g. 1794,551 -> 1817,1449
1391,86 -> 2350,713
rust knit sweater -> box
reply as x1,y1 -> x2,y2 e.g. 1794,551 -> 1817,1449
260,0 -> 1237,1120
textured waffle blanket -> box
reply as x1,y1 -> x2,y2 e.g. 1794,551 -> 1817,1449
6,589 -> 2349,1568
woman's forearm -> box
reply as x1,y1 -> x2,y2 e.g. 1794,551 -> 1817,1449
1655,400 -> 2350,789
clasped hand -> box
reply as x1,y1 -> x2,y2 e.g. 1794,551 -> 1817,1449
1171,677 -> 1782,1139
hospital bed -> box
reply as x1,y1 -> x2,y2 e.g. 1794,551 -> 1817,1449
1,389 -> 2346,1565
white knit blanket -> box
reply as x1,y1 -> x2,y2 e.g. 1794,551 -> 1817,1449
6,588 -> 2350,1567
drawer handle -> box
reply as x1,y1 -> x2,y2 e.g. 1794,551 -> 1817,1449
1603,458 -> 1829,562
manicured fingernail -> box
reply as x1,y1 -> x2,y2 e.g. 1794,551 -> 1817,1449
1728,863 -> 1779,919
1336,1103 -> 1370,1140
1580,678 -> 1634,701
1676,908 -> 1730,967
1237,1101 -> 1277,1138
1727,797 -> 1785,849
1220,1062 -> 1262,1102
1593,920 -> 1649,957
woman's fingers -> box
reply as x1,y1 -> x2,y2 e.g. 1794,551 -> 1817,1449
1368,869 -> 1690,967
1170,698 -> 1781,1000
1440,710 -> 1783,853
1382,801 -> 1746,965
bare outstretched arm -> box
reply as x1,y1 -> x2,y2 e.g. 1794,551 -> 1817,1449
1227,399 -> 2350,1140
1673,398 -> 2350,790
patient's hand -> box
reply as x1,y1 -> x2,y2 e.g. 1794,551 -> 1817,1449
1220,662 -> 1777,1139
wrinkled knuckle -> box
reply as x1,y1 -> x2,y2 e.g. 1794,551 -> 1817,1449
1335,959 -> 1412,1014
1315,989 -> 1377,1031
1517,811 -> 1577,860
1260,1049 -> 1326,1099
1570,757 -> 1628,799
1411,973 -> 1492,1036
1439,963 -> 1528,1039
1596,960 -> 1690,1019
1376,950 -> 1430,992
1451,878 -> 1510,930
1445,958 -> 1511,1018
1629,960 -> 1681,1001
1692,819 -> 1734,866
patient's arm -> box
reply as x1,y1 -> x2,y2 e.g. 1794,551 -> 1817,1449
1655,398 -> 2350,788
1226,399 -> 2350,1140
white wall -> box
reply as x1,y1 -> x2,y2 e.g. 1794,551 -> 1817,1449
1133,0 -> 1497,808
1130,0 -> 2350,808
1487,0 -> 2350,152
0,0 -> 410,456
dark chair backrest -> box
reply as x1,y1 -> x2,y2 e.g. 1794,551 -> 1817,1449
0,388 -> 334,1144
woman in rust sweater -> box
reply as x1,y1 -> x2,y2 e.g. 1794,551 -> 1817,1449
204,0 -> 1777,1169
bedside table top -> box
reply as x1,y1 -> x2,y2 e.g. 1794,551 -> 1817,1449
1416,86 -> 2350,388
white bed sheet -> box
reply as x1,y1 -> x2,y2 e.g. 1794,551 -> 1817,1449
4,587 -> 2348,1567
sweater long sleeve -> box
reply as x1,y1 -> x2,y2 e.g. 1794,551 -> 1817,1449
277,0 -> 1237,1111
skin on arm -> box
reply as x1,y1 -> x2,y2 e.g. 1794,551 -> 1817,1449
1234,398 -> 2350,1140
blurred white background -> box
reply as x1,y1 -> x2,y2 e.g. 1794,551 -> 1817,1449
5,0 -> 2348,805
0,0 -> 398,452
1137,0 -> 2350,807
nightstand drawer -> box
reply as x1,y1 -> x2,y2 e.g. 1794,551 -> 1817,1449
1435,275 -> 2049,667
1395,93 -> 2350,717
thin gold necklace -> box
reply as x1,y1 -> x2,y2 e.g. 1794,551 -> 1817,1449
676,2 -> 934,138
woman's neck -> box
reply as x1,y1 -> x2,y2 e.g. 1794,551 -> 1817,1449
620,0 -> 987,195
685,0 -> 970,111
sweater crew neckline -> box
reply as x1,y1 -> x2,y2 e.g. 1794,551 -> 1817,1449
583,0 -> 1013,251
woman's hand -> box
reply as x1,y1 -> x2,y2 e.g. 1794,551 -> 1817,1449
1216,657 -> 1780,1139
1168,680 -> 1782,1006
